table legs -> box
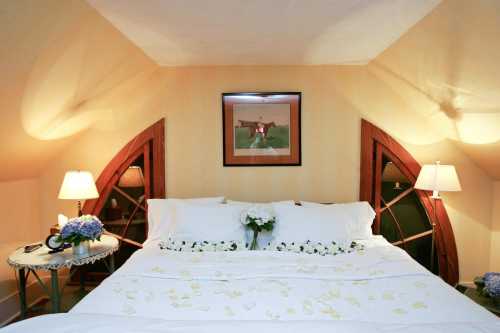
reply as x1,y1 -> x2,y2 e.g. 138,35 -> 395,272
79,266 -> 86,292
17,268 -> 27,320
109,254 -> 115,273
50,269 -> 60,313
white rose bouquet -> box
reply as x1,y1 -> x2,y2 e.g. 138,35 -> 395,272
240,205 -> 276,250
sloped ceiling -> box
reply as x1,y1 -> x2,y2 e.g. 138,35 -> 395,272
3,0 -> 500,181
372,0 -> 500,179
0,0 -> 158,180
86,0 -> 441,66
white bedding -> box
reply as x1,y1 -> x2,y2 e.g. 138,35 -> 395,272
3,236 -> 499,332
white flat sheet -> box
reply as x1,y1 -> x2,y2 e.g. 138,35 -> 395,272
3,236 -> 499,332
4,314 -> 500,333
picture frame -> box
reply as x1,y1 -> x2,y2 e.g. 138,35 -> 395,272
222,92 -> 301,166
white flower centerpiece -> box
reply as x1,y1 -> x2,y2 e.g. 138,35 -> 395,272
240,205 -> 276,250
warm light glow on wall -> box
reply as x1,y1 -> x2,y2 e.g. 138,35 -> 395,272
19,22 -> 161,141
455,113 -> 500,144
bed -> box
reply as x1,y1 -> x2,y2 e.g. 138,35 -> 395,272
3,200 -> 499,332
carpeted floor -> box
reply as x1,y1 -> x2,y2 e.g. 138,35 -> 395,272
9,286 -> 93,324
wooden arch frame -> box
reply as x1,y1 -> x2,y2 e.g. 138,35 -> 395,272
82,119 -> 165,246
360,119 -> 459,285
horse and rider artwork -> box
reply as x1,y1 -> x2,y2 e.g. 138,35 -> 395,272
222,92 -> 301,166
233,103 -> 290,150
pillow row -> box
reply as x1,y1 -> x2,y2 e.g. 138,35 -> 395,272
145,197 -> 375,253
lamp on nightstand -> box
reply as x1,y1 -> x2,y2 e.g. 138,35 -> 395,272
415,161 -> 461,271
118,166 -> 144,188
58,171 -> 99,216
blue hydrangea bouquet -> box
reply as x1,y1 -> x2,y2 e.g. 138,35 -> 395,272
57,215 -> 104,246
475,272 -> 500,304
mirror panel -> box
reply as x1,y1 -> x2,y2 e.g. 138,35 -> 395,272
378,153 -> 437,273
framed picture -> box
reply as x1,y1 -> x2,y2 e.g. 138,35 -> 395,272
222,92 -> 301,166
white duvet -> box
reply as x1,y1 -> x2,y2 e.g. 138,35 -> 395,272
3,236 -> 499,332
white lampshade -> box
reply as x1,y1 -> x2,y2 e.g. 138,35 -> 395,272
118,166 -> 144,188
58,171 -> 99,200
414,162 -> 461,198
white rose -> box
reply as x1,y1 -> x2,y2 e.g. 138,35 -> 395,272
303,243 -> 313,254
314,244 -> 326,255
327,244 -> 339,255
240,211 -> 250,225
290,243 -> 301,252
247,206 -> 259,218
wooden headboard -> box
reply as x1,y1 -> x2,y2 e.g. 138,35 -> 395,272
359,119 -> 459,286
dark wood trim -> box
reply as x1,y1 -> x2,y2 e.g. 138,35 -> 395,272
152,119 -> 166,197
359,119 -> 459,285
82,119 -> 166,244
381,197 -> 407,250
112,185 -> 146,212
373,144 -> 383,234
381,187 -> 414,212
392,230 -> 433,246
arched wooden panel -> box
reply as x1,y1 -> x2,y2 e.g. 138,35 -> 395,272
82,119 -> 165,248
360,119 -> 459,285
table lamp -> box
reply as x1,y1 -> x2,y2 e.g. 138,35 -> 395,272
415,161 -> 461,271
58,171 -> 99,216
118,166 -> 144,188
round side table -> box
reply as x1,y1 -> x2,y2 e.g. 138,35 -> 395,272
7,235 -> 118,319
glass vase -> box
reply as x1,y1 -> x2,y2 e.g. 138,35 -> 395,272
72,240 -> 90,256
250,230 -> 259,250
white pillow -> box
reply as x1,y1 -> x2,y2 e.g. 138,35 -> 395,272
336,202 -> 375,239
300,201 -> 375,239
169,202 -> 246,244
226,199 -> 296,206
271,203 -> 353,245
144,197 -> 224,246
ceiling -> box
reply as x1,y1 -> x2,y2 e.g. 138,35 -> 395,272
3,0 -> 500,182
371,0 -> 500,179
86,0 -> 440,66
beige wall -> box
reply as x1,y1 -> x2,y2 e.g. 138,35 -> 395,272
370,0 -> 500,278
0,0 -> 157,306
372,0 -> 500,165
0,179 -> 40,300
2,0 -> 500,307
0,0 -> 157,180
37,64 -> 493,283
490,182 -> 500,271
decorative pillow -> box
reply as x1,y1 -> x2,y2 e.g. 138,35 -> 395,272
265,240 -> 364,256
159,239 -> 247,252
300,201 -> 375,240
271,203 -> 354,244
144,197 -> 225,247
167,202 -> 246,246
